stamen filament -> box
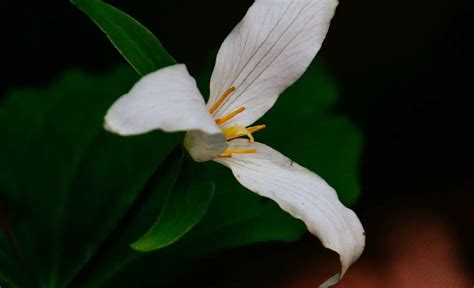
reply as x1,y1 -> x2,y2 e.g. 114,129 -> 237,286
215,107 -> 246,126
220,149 -> 257,157
209,87 -> 235,114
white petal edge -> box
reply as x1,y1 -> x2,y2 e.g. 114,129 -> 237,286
208,0 -> 338,127
105,64 -> 221,136
214,139 -> 365,279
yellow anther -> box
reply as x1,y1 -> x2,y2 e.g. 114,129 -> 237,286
219,149 -> 257,157
209,87 -> 235,114
215,107 -> 246,126
247,124 -> 266,134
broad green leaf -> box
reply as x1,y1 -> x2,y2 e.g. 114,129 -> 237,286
76,162 -> 305,287
131,155 -> 215,252
68,146 -> 187,287
71,0 -> 176,75
0,66 -> 181,287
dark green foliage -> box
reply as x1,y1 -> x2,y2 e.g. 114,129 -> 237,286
71,0 -> 176,76
0,67 -> 181,287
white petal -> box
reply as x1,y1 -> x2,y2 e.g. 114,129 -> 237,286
105,64 -> 221,136
209,0 -> 338,127
214,139 -> 365,277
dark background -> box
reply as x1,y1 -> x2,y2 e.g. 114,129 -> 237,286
2,0 -> 473,286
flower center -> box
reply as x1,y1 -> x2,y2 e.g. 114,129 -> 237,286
209,87 -> 266,158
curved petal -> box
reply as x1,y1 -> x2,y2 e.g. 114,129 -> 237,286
214,139 -> 365,278
105,64 -> 221,136
209,0 -> 338,127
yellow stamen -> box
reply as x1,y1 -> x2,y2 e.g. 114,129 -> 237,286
220,149 -> 257,157
247,124 -> 266,134
215,107 -> 246,126
222,125 -> 255,142
221,123 -> 267,142
209,87 -> 235,114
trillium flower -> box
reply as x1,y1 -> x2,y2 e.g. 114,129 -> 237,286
104,0 -> 364,285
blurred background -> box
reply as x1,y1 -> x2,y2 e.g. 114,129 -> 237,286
2,0 -> 473,287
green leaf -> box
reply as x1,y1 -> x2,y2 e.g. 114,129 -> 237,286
131,155 -> 215,252
67,146 -> 186,287
79,163 -> 305,287
0,66 -> 181,287
71,0 -> 176,75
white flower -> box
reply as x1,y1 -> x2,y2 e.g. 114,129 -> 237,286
104,0 -> 364,285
